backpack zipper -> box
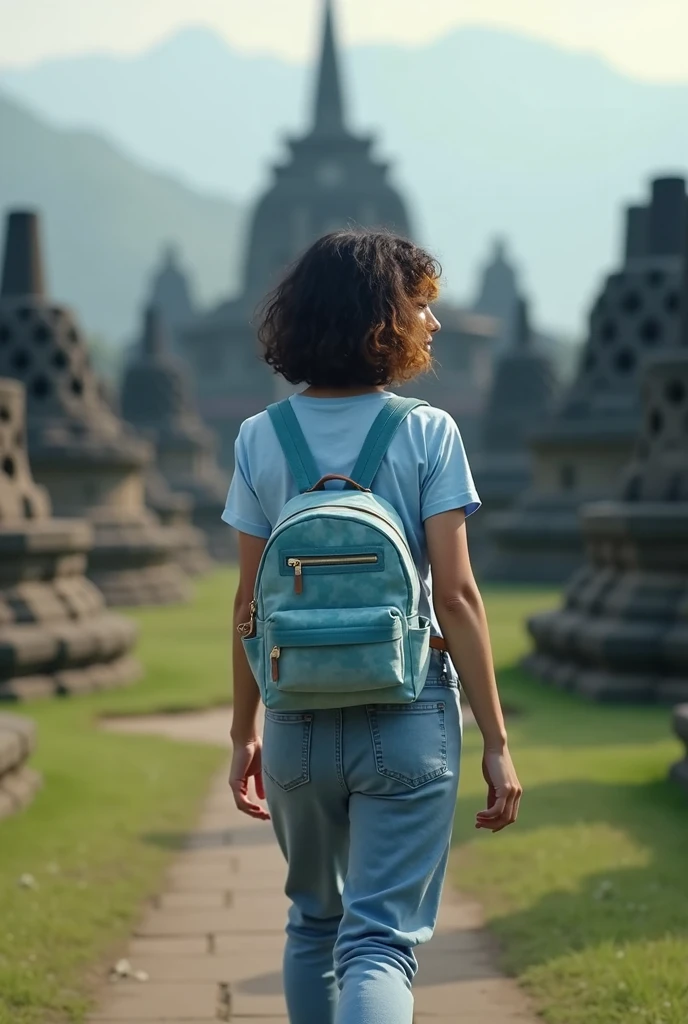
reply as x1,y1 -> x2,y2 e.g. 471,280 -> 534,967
270,646 -> 281,681
287,554 -> 378,594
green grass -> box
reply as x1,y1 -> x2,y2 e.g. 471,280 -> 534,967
0,570 -> 238,1024
455,586 -> 688,1024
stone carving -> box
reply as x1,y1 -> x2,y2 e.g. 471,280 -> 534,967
0,714 -> 41,821
671,706 -> 688,794
0,209 -> 192,606
469,297 -> 559,571
0,376 -> 140,700
121,308 -> 232,561
182,0 -> 495,467
525,207 -> 688,703
489,177 -> 686,582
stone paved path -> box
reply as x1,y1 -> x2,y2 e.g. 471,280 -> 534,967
93,709 -> 537,1023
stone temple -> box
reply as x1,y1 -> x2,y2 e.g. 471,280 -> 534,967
469,297 -> 559,573
121,308 -> 232,562
526,213 -> 688,704
472,238 -> 520,353
147,245 -> 197,357
0,713 -> 40,820
489,176 -> 687,583
0,209 -> 192,607
0,376 -> 140,700
183,0 -> 495,468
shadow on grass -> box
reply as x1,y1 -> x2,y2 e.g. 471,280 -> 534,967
468,775 -> 688,971
491,663 -> 678,749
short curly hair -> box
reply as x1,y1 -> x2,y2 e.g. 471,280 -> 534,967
258,230 -> 441,388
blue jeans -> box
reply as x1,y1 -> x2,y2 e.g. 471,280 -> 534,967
261,652 -> 463,1024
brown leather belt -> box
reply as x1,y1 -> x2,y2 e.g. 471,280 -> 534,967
429,636 -> 448,653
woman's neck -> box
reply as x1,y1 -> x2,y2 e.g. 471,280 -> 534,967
301,386 -> 386,399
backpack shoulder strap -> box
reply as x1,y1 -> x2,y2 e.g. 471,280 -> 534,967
350,397 -> 428,490
267,399 -> 320,494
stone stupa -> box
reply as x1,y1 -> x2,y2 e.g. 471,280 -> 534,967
0,210 -> 192,607
489,177 -> 686,582
0,713 -> 40,820
469,296 -> 559,573
0,376 -> 140,700
148,244 -> 197,357
121,308 -> 231,561
526,208 -> 688,704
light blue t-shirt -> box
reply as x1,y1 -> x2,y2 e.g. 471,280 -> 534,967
222,391 -> 480,630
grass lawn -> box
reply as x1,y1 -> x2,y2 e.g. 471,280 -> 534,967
0,570 -> 238,1024
455,586 -> 688,1024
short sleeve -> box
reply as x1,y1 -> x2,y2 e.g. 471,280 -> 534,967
420,412 -> 481,521
221,426 -> 272,538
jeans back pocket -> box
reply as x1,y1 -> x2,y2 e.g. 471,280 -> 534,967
367,701 -> 448,789
262,710 -> 313,792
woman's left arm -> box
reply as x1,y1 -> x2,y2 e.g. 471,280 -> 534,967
229,532 -> 269,820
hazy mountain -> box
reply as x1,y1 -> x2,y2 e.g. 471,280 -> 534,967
3,26 -> 688,335
0,87 -> 244,342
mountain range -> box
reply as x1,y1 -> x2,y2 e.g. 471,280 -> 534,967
2,25 -> 688,338
0,86 -> 243,343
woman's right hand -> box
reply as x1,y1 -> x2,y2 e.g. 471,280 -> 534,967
476,746 -> 522,832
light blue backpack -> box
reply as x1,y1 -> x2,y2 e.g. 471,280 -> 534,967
240,396 -> 447,711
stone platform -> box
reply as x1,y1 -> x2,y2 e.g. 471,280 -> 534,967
0,713 -> 41,820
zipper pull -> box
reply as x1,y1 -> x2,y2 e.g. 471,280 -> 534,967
237,598 -> 258,639
270,646 -> 281,682
287,558 -> 303,595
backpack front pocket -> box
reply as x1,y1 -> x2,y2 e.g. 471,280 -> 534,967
265,607 -> 405,695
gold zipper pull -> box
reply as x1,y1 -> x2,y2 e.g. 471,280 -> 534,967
270,646 -> 281,682
237,598 -> 258,639
287,558 -> 303,595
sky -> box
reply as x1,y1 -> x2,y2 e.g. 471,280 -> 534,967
1,0 -> 687,81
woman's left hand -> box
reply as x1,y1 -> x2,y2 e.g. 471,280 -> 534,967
229,738 -> 271,821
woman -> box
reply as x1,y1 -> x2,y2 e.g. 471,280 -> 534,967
224,230 -> 521,1024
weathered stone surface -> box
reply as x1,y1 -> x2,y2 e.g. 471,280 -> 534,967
121,308 -> 230,562
490,176 -> 687,582
0,210 -> 192,606
0,377 -> 140,700
670,705 -> 688,793
0,712 -> 40,819
470,297 -> 559,572
526,202 -> 688,703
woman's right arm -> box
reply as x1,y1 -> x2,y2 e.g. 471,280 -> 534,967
426,508 -> 522,832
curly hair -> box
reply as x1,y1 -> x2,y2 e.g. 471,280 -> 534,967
258,230 -> 441,388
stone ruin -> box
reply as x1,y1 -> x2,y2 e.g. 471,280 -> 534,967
0,713 -> 40,821
0,376 -> 140,700
489,177 -> 686,582
0,210 -> 192,606
526,212 -> 688,705
469,297 -> 559,573
671,706 -> 688,795
148,245 -> 197,358
121,308 -> 232,561
472,238 -> 520,353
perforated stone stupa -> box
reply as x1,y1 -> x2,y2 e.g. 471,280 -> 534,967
0,714 -> 41,820
121,308 -> 231,561
0,210 -> 192,607
469,297 -> 559,573
489,177 -> 687,582
526,218 -> 688,703
0,377 -> 140,700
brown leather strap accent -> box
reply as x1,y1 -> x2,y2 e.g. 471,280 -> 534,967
307,474 -> 371,493
429,636 -> 448,652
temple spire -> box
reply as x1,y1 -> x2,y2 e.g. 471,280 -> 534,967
312,0 -> 346,136
1,211 -> 46,298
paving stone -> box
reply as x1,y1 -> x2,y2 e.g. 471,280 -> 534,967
90,983 -> 217,1020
